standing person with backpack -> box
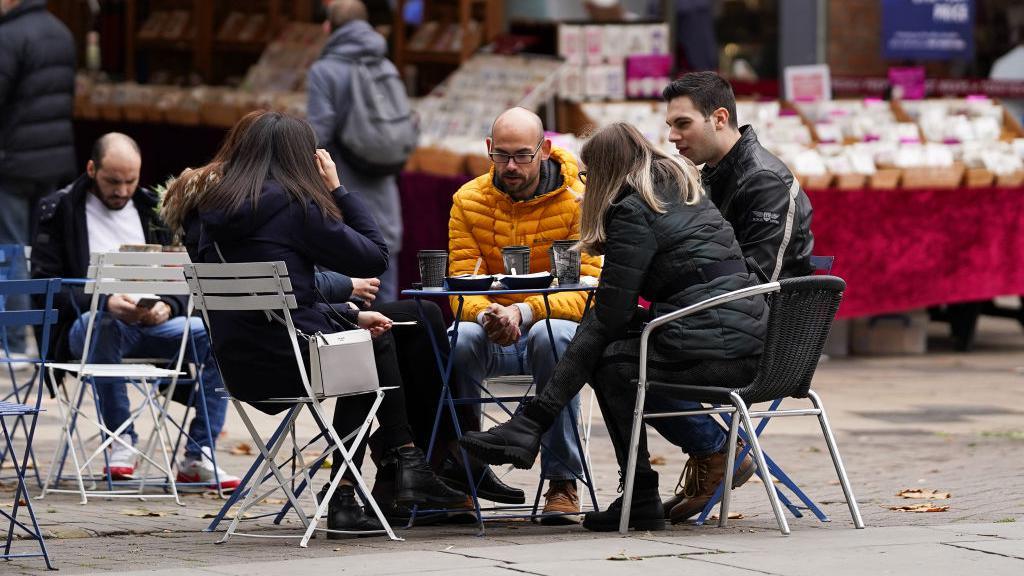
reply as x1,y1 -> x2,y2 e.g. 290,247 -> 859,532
307,0 -> 417,303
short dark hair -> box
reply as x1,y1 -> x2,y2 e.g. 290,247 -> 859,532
662,72 -> 738,129
90,133 -> 141,169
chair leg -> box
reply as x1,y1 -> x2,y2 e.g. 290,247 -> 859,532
807,390 -> 864,529
718,408 -> 740,528
730,392 -> 789,535
618,380 -> 648,535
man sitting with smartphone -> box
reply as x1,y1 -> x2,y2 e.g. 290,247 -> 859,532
31,133 -> 239,490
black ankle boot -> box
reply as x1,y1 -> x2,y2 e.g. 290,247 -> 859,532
438,456 -> 526,504
458,410 -> 546,469
388,446 -> 467,507
582,474 -> 665,532
318,484 -> 384,538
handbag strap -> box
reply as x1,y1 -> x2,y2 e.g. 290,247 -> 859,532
314,284 -> 361,330
212,239 -> 292,329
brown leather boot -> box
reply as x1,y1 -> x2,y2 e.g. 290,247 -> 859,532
540,479 -> 580,525
663,440 -> 756,524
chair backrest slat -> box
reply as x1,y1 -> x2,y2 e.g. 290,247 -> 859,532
0,309 -> 60,327
89,251 -> 190,266
84,252 -> 192,297
194,277 -> 294,294
187,262 -> 288,278
197,294 -> 297,311
738,275 -> 845,404
0,278 -> 59,297
86,265 -> 186,281
86,280 -> 191,296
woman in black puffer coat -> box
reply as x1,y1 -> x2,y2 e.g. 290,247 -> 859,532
461,122 -> 768,531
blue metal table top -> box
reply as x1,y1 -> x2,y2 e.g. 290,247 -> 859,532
402,283 -> 597,297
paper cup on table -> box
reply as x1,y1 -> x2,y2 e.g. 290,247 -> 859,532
417,250 -> 448,291
501,245 -> 530,276
552,240 -> 581,286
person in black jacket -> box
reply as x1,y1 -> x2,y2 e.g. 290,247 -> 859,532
664,71 -> 814,281
186,112 -> 464,535
31,133 -> 239,490
0,0 -> 76,354
655,72 -> 816,521
462,123 -> 768,531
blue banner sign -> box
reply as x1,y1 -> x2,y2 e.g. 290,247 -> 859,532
882,0 -> 974,60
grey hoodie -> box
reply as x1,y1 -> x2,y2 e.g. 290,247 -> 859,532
307,20 -> 403,265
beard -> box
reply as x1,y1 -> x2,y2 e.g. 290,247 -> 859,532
498,171 -> 539,200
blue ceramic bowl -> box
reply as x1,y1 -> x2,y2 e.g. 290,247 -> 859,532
445,275 -> 494,291
500,272 -> 553,290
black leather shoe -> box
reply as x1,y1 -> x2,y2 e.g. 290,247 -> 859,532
438,457 -> 526,504
319,484 -> 384,538
459,412 -> 544,469
389,446 -> 467,507
583,489 -> 665,532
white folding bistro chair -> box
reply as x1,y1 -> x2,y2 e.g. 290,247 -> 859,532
41,251 -> 194,504
184,261 -> 400,547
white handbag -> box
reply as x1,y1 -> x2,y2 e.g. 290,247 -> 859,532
308,329 -> 380,398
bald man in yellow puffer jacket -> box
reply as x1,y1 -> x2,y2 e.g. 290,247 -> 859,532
444,108 -> 602,524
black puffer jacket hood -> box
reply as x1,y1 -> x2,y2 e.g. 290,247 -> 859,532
0,0 -> 76,184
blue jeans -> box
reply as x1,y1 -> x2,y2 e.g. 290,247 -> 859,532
644,393 -> 726,458
68,313 -> 228,459
451,319 -> 583,481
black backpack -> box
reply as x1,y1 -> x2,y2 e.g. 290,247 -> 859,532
330,55 -> 419,176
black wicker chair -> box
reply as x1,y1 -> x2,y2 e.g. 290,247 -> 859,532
619,275 -> 864,535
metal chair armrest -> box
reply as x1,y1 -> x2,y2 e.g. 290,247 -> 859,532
638,281 -> 780,387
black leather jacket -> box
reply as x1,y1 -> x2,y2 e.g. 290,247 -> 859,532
702,126 -> 815,280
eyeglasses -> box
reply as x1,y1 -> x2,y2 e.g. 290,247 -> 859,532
489,141 -> 543,165
578,170 -> 587,184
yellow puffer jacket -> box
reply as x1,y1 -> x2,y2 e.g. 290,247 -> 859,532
448,146 -> 602,323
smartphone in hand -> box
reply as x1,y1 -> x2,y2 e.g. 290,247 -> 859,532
131,294 -> 161,309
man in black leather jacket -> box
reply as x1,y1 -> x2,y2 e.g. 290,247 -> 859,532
649,72 -> 815,522
664,72 -> 814,281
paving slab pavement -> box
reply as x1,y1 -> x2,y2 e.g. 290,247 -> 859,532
1,316 -> 1022,574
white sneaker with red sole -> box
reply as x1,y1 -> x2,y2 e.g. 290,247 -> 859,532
104,433 -> 136,480
176,446 -> 241,491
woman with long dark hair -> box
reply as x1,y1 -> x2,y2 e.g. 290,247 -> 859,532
461,122 -> 768,531
182,111 -> 464,535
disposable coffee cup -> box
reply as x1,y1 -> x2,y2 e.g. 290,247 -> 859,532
552,240 -> 581,286
417,250 -> 448,291
501,246 -> 531,275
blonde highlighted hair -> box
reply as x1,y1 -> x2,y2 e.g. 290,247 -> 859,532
577,122 -> 703,255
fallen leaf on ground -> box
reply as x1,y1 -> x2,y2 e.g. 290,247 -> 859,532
259,497 -> 287,505
649,455 -> 667,465
121,508 -> 168,517
200,512 -> 253,519
708,512 -> 744,520
888,503 -> 949,513
229,442 -> 254,456
607,552 -> 642,561
897,488 -> 951,500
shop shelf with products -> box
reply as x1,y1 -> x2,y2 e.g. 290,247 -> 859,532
123,0 -> 314,86
393,0 -> 505,94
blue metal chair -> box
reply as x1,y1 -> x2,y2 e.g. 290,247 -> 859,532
0,245 -> 45,488
0,278 -> 60,569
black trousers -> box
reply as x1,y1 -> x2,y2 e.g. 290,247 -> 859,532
529,309 -> 758,486
372,299 -> 475,457
331,329 -> 414,480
